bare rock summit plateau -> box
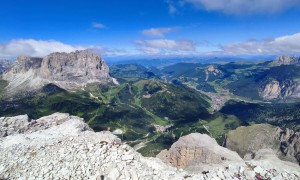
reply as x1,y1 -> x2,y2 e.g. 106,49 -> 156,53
1,50 -> 111,96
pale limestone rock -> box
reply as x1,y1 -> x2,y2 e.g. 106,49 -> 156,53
157,133 -> 243,172
2,50 -> 112,97
204,65 -> 223,81
0,115 -> 29,137
1,113 -> 299,179
270,55 -> 300,66
261,80 -> 282,100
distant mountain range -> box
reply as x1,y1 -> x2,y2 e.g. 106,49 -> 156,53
0,51 -> 300,157
105,55 -> 278,68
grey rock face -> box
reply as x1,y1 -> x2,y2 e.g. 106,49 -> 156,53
0,113 -> 91,137
278,128 -> 300,165
0,59 -> 14,74
259,79 -> 300,100
40,50 -> 110,84
0,115 -> 29,137
157,133 -> 243,171
2,50 -> 112,96
271,56 -> 300,66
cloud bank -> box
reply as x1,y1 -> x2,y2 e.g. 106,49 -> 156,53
183,0 -> 300,15
0,39 -> 87,57
2,32 -> 300,58
135,39 -> 196,54
220,32 -> 300,55
92,22 -> 106,29
0,39 -> 129,58
142,27 -> 176,37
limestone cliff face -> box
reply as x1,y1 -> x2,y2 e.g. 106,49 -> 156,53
157,133 -> 243,171
204,65 -> 223,81
2,50 -> 111,96
270,56 -> 300,66
259,79 -> 300,100
39,50 -> 110,83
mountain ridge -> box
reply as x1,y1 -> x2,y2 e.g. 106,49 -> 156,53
1,50 -> 111,97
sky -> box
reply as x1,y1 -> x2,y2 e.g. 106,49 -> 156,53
1,0 -> 300,58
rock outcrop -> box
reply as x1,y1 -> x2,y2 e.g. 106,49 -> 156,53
0,59 -> 13,74
2,50 -> 111,96
225,124 -> 300,165
204,65 -> 223,81
0,115 -> 29,137
270,55 -> 300,66
259,79 -> 300,100
277,128 -> 300,164
1,114 -> 300,179
157,133 -> 243,172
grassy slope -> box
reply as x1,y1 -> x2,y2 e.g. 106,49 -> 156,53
0,79 -> 226,156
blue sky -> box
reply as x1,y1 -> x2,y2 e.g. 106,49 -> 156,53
1,0 -> 300,58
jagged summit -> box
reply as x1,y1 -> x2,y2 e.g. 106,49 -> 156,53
271,55 -> 300,66
1,50 -> 112,96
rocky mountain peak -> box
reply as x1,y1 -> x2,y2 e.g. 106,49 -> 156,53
259,79 -> 299,101
204,65 -> 223,81
1,50 -> 112,96
271,55 -> 300,66
40,49 -> 110,83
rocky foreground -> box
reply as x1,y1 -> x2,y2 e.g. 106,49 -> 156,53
1,113 -> 300,180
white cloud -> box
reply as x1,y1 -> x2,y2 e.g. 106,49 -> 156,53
0,39 -> 88,57
92,22 -> 106,29
0,39 -> 136,58
183,0 -> 300,15
220,32 -> 300,55
166,0 -> 177,14
142,27 -> 176,37
135,39 -> 196,54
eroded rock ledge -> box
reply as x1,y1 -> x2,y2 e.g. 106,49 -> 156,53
0,113 -> 300,180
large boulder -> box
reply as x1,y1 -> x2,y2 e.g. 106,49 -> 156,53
278,128 -> 300,164
0,115 -> 29,137
0,113 -> 92,138
157,133 -> 243,172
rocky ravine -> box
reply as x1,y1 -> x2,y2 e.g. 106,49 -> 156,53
1,113 -> 300,179
1,50 -> 111,96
